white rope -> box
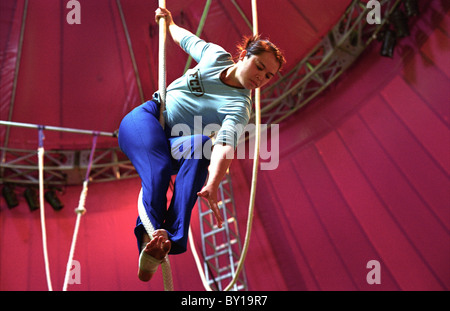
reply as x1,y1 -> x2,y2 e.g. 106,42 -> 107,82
158,0 -> 167,128
62,181 -> 88,291
138,188 -> 174,290
137,0 -> 174,291
190,0 -> 261,291
34,127 -> 99,291
188,226 -> 213,291
38,145 -> 53,291
222,0 -> 260,291
150,0 -> 259,291
62,134 -> 98,291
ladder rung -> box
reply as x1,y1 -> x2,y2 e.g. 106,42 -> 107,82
203,239 -> 238,254
204,249 -> 229,261
202,226 -> 225,238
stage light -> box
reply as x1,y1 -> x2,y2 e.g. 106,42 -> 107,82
2,184 -> 19,208
391,8 -> 410,38
403,0 -> 419,17
45,189 -> 64,211
24,187 -> 39,211
380,28 -> 397,58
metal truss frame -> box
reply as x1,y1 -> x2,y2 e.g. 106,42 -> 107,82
255,0 -> 401,126
0,145 -> 138,186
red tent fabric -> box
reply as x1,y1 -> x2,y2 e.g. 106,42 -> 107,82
1,0 -> 348,149
1,0 -> 449,291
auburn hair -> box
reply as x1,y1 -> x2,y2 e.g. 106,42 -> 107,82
237,35 -> 286,71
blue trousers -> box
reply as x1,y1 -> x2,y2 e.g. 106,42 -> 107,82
118,97 -> 211,254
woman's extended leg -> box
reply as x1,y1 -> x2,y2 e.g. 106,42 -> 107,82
162,134 -> 212,254
118,100 -> 172,251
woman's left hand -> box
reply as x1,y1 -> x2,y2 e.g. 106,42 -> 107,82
197,184 -> 224,228
155,7 -> 174,26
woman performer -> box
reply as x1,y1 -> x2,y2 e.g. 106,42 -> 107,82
118,7 -> 285,282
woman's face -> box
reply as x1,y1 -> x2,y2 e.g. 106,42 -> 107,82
237,51 -> 279,90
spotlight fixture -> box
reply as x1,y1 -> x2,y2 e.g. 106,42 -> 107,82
24,187 -> 39,211
380,28 -> 397,58
45,189 -> 64,211
2,184 -> 19,209
391,8 -> 410,38
403,0 -> 419,17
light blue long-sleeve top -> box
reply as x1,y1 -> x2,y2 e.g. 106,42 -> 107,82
163,33 -> 252,148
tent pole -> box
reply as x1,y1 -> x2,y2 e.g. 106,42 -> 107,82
2,0 -> 29,169
116,0 -> 145,103
183,0 -> 212,74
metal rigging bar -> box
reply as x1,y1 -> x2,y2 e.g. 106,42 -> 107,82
0,121 -> 136,186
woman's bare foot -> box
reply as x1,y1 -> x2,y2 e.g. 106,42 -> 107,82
138,230 -> 171,282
